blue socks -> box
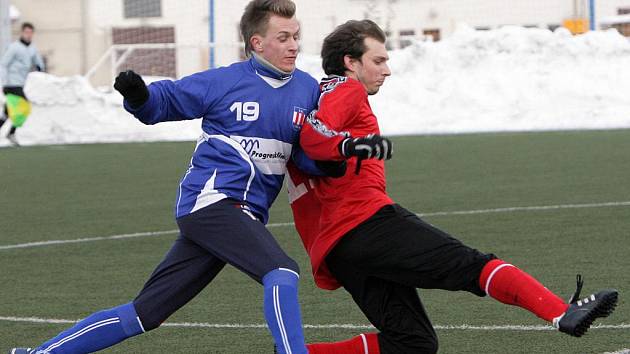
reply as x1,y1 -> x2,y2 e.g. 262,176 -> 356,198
33,274 -> 306,353
35,302 -> 145,353
263,268 -> 308,354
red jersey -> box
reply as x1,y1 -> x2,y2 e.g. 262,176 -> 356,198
288,76 -> 393,290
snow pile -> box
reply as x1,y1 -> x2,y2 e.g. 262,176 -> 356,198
367,26 -> 630,135
1,25 -> 629,146
0,74 -> 201,146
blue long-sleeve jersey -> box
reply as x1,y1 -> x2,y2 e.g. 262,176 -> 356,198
124,56 -> 322,223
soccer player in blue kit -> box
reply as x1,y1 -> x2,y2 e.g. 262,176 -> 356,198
9,1 -> 342,353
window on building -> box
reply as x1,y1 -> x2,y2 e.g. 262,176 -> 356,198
399,29 -> 415,48
112,26 -> 175,77
124,0 -> 162,18
613,23 -> 630,37
384,30 -> 394,50
422,28 -> 441,41
618,7 -> 630,15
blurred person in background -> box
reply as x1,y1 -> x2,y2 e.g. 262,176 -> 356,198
0,22 -> 45,146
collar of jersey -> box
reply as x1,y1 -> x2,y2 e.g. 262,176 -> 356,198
250,53 -> 294,82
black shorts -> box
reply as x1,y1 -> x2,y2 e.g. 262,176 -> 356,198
3,86 -> 27,118
3,86 -> 27,99
326,204 -> 496,354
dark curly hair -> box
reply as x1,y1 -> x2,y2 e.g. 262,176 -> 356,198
321,19 -> 386,76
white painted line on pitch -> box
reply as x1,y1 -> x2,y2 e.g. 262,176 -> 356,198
602,350 -> 630,354
0,222 -> 293,251
160,323 -> 630,331
1,316 -> 629,331
0,230 -> 179,250
417,201 -> 630,217
2,201 -> 629,251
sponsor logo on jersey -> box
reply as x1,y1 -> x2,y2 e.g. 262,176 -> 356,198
231,135 -> 293,175
251,151 -> 287,160
239,138 -> 261,154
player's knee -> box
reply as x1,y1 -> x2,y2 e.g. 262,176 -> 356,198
137,314 -> 160,332
282,258 -> 300,275
133,300 -> 163,332
270,257 -> 300,276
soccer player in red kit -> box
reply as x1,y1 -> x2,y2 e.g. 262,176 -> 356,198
287,20 -> 619,354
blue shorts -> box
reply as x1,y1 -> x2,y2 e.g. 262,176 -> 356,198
133,198 -> 298,330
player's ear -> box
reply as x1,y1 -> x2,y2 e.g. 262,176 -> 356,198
250,34 -> 264,54
343,55 -> 358,74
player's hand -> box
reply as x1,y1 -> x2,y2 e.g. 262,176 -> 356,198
315,160 -> 347,178
339,134 -> 393,160
114,70 -> 149,109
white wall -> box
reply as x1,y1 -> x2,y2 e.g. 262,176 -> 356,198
212,0 -> 630,65
9,0 -> 630,84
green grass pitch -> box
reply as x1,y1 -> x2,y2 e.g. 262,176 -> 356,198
1,130 -> 628,353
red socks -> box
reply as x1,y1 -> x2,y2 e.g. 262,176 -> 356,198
307,262 -> 565,354
307,333 -> 380,354
479,259 -> 569,322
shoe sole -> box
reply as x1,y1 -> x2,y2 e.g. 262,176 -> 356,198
572,290 -> 618,337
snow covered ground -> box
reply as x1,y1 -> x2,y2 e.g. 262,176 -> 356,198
1,25 -> 629,147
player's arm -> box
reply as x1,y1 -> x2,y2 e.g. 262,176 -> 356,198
288,77 -> 347,178
114,69 -> 217,125
299,110 -> 348,161
0,44 -> 15,84
300,85 -> 392,162
299,82 -> 359,161
32,49 -> 45,72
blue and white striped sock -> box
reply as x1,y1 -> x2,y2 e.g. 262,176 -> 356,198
35,302 -> 145,353
263,268 -> 308,354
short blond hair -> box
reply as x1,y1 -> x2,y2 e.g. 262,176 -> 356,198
240,0 -> 296,55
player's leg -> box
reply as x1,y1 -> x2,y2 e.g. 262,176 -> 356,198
3,87 -> 24,145
132,235 -> 226,331
0,104 -> 7,128
478,260 -> 618,336
21,235 -> 224,353
392,205 -> 617,336
6,125 -> 18,146
1,88 -> 9,130
355,204 -> 618,337
176,198 -> 308,354
318,248 -> 438,354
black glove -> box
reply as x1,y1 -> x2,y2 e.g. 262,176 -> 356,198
338,134 -> 393,160
315,160 -> 347,178
114,70 -> 149,109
